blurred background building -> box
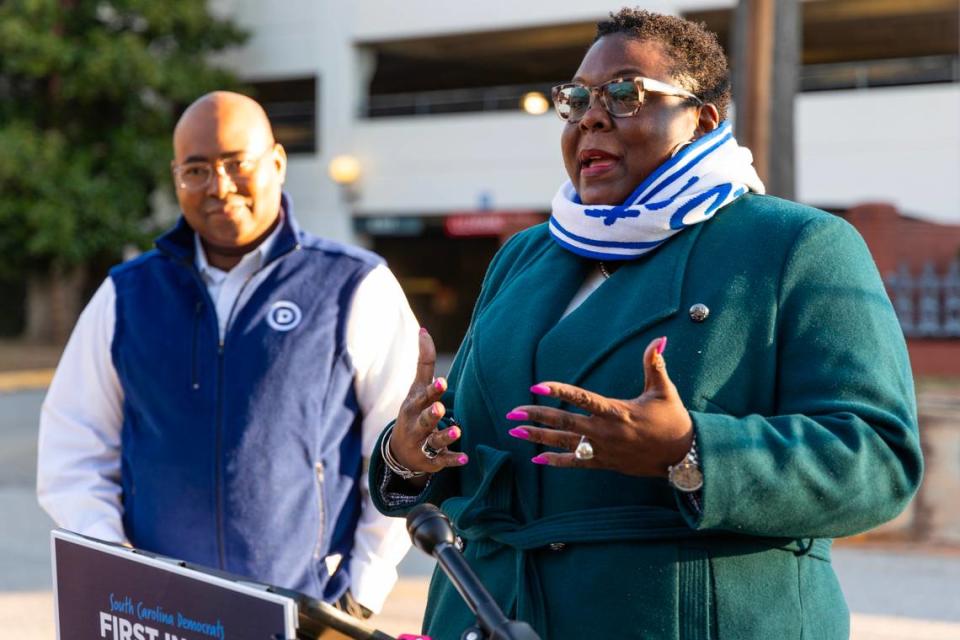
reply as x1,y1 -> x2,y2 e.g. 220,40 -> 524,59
203,0 -> 960,354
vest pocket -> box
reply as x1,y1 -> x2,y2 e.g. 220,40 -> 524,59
312,462 -> 326,561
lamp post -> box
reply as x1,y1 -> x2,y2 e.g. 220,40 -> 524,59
328,154 -> 362,202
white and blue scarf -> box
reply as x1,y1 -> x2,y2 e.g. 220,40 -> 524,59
548,121 -> 765,261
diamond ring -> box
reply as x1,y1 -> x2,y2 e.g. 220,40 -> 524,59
574,435 -> 594,461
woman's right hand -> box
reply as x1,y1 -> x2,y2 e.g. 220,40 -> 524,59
389,328 -> 468,479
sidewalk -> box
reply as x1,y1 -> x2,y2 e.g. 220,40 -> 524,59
0,340 -> 59,393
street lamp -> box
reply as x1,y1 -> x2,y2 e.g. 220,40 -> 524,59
328,154 -> 361,202
520,91 -> 549,115
328,154 -> 361,185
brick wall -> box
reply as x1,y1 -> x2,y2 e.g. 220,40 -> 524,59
837,203 -> 960,378
839,203 -> 960,275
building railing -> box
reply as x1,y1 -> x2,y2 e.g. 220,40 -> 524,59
886,260 -> 960,338
360,55 -> 959,118
362,81 -> 558,118
801,55 -> 959,92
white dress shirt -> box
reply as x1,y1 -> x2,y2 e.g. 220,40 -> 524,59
37,226 -> 419,613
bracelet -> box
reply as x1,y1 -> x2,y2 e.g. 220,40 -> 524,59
380,424 -> 428,480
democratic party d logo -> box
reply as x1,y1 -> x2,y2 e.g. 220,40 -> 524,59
267,300 -> 302,332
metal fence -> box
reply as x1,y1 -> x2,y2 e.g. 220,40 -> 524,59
886,260 -> 960,338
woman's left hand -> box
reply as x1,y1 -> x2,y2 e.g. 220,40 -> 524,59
506,336 -> 693,477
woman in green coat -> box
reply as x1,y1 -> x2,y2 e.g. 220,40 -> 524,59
372,9 -> 922,640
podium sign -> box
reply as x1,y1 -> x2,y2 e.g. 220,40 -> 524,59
52,529 -> 297,640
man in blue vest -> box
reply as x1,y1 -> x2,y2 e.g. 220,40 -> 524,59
37,91 -> 419,618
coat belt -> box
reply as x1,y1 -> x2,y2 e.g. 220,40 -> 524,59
437,446 -> 831,639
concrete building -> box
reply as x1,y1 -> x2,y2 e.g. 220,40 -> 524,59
210,0 -> 960,350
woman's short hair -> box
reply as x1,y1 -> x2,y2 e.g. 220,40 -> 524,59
596,8 -> 731,120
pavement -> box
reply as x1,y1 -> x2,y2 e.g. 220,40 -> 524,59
4,381 -> 960,639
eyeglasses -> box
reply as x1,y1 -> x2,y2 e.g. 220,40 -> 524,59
551,76 -> 702,123
172,147 -> 274,192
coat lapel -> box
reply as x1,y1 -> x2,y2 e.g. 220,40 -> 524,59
468,242 -> 591,518
535,224 -> 703,390
464,225 -> 701,520
471,242 -> 591,409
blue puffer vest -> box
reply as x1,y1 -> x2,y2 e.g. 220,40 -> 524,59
109,194 -> 381,601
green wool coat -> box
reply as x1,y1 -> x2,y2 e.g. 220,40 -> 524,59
371,194 -> 923,640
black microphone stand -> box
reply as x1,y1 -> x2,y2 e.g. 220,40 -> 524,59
406,505 -> 540,640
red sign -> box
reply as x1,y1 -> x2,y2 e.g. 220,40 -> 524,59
444,212 -> 545,237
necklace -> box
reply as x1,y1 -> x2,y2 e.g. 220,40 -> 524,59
599,261 -> 612,279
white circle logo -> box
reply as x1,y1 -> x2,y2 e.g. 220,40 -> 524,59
267,301 -> 302,332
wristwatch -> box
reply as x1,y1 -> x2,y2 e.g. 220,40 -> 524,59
667,435 -> 703,492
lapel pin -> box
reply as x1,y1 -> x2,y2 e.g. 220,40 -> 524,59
689,303 -> 710,322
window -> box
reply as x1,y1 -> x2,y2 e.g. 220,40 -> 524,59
360,23 -> 593,118
248,77 -> 317,154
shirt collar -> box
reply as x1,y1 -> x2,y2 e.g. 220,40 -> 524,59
194,210 -> 284,280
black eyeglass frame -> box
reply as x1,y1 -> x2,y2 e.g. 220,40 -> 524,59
550,76 -> 703,123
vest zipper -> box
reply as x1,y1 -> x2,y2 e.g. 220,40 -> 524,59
210,277 -> 250,571
179,264 -> 225,569
211,241 -> 301,570
168,242 -> 303,571
214,343 -> 226,568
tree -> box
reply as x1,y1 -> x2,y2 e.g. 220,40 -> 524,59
0,0 -> 247,342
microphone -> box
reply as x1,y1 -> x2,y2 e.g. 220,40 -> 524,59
406,504 -> 540,640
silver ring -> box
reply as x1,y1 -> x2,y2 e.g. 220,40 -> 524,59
574,435 -> 594,461
421,439 -> 443,460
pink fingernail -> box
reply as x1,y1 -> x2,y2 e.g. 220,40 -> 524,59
431,403 -> 443,417
530,384 -> 551,396
448,427 -> 461,440
656,336 -> 668,354
531,455 -> 549,465
420,327 -> 428,335
508,427 -> 530,439
506,410 -> 529,421
457,454 -> 469,465
434,378 -> 446,392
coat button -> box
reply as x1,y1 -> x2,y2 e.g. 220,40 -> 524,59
548,542 -> 566,552
689,303 -> 710,322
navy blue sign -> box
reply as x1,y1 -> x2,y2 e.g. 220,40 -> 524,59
52,530 -> 296,640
